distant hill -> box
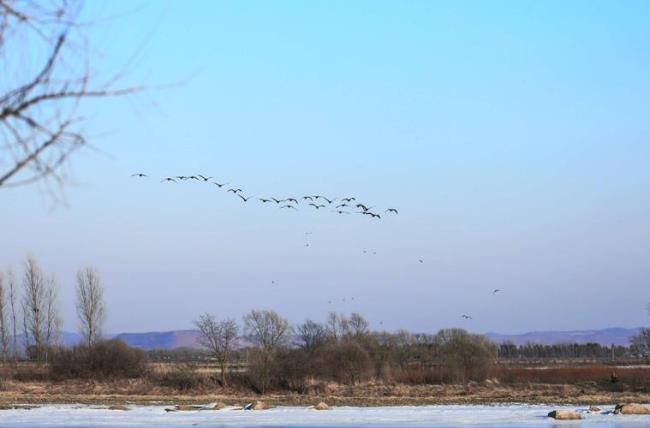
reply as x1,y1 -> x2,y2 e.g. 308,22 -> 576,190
46,327 -> 643,350
114,330 -> 202,350
485,327 -> 642,346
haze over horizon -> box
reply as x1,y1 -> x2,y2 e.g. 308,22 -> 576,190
3,0 -> 649,335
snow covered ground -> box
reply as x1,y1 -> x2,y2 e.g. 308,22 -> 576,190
0,404 -> 649,427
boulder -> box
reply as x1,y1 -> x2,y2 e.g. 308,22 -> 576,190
548,410 -> 583,420
107,405 -> 130,411
614,403 -> 650,415
314,402 -> 330,410
587,406 -> 601,413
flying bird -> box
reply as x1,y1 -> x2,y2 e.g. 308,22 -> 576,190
461,314 -> 473,320
271,197 -> 283,204
227,188 -> 243,193
336,203 -> 349,208
302,196 -> 314,201
493,289 -> 502,295
175,175 -> 188,180
341,197 -> 356,202
131,173 -> 147,177
309,203 -> 326,209
321,197 -> 335,204
197,174 -> 212,181
418,259 -> 424,264
280,205 -> 297,210
386,208 -> 398,214
212,182 -> 228,188
188,175 -> 200,181
161,177 -> 176,183
285,198 -> 299,204
356,203 -> 371,211
259,198 -> 272,203
238,194 -> 252,202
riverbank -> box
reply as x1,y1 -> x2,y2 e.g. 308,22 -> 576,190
1,380 -> 649,407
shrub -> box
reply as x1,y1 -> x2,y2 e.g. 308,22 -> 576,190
155,363 -> 204,391
50,339 -> 147,380
434,328 -> 497,382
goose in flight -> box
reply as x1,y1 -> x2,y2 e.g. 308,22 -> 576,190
227,188 -> 243,193
386,208 -> 398,214
320,197 -> 335,204
259,198 -> 272,203
188,175 -> 200,181
197,174 -> 212,181
212,182 -> 228,188
161,177 -> 177,183
336,203 -> 349,208
238,194 -> 253,202
333,210 -> 351,215
309,203 -> 326,209
418,259 -> 424,263
341,197 -> 356,202
356,203 -> 371,212
285,198 -> 299,204
271,197 -> 283,204
461,314 -> 473,320
280,204 -> 297,210
175,175 -> 188,180
302,196 -> 314,201
131,173 -> 147,177
493,289 -> 502,295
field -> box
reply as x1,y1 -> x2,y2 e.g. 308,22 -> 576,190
1,362 -> 649,407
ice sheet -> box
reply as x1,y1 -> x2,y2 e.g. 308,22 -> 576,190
0,404 -> 649,427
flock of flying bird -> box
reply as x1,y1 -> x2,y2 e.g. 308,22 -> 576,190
133,173 -> 398,219
131,172 -> 503,321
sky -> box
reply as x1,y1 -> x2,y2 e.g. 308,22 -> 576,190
2,0 -> 650,335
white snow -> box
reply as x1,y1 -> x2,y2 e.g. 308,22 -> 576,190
0,403 -> 649,427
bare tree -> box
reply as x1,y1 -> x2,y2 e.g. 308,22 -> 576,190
243,309 -> 290,352
75,266 -> 105,346
296,319 -> 327,353
193,314 -> 238,386
348,312 -> 369,337
243,309 -> 291,393
21,256 -> 59,361
7,269 -> 18,361
0,273 -> 8,360
45,279 -> 61,352
0,1 -> 136,191
630,328 -> 650,358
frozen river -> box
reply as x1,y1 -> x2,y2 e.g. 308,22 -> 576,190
0,404 -> 649,427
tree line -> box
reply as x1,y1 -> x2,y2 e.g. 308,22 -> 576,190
0,256 -> 105,362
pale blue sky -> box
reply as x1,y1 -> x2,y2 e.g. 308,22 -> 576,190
3,0 -> 650,334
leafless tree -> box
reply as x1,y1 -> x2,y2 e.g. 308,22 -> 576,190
348,312 -> 369,337
243,309 -> 291,393
243,309 -> 291,352
75,266 -> 105,347
45,279 -> 61,352
0,0 -> 137,192
193,314 -> 238,386
21,256 -> 59,361
7,268 -> 18,361
0,273 -> 8,360
296,319 -> 327,353
630,328 -> 650,358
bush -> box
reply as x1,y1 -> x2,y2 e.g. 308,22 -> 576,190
434,328 -> 496,382
154,363 -> 205,391
50,339 -> 147,380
